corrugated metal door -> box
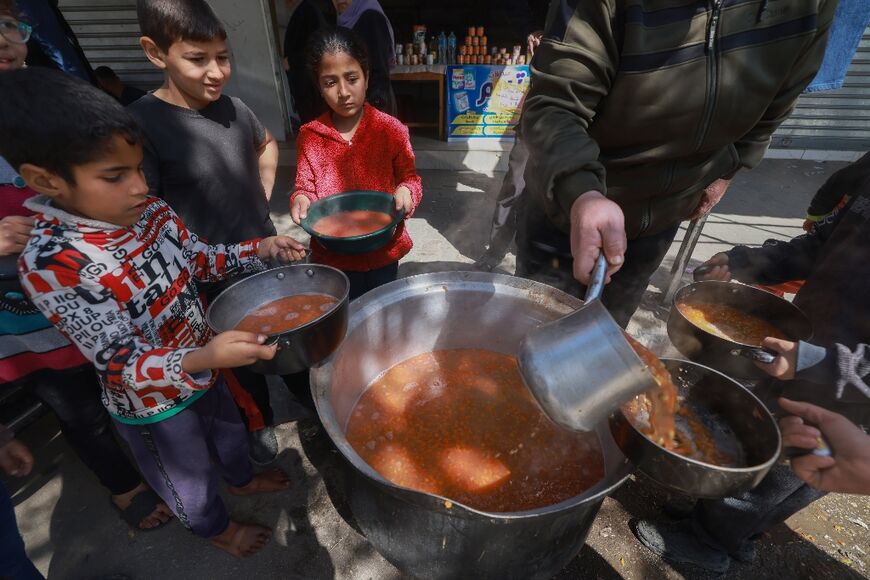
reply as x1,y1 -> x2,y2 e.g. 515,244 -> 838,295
57,0 -> 160,90
773,26 -> 870,152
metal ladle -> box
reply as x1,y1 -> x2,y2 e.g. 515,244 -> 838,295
518,254 -> 658,432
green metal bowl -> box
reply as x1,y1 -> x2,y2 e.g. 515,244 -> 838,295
300,190 -> 406,255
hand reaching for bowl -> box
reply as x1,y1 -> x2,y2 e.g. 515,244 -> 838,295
693,252 -> 731,281
291,196 -> 311,224
0,437 -> 34,478
778,397 -> 870,494
0,215 -> 35,256
394,186 -> 413,214
259,235 -> 307,264
183,331 -> 278,374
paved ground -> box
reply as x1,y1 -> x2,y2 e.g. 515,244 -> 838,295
7,158 -> 870,579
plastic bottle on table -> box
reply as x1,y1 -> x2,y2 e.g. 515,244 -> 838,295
447,31 -> 457,64
438,31 -> 447,65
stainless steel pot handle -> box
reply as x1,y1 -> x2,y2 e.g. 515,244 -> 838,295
584,254 -> 609,303
264,335 -> 293,349
731,348 -> 777,365
264,254 -> 310,270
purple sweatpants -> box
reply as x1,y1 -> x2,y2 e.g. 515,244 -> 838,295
116,378 -> 253,538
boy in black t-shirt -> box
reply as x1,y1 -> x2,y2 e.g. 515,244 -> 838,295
130,0 -> 305,463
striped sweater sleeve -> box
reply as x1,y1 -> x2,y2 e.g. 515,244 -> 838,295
19,269 -> 213,396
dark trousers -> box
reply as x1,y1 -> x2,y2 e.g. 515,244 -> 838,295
482,133 -> 529,263
346,262 -> 399,301
115,379 -> 252,539
223,366 -> 313,431
693,464 -> 826,553
0,481 -> 43,579
29,368 -> 141,496
517,201 -> 680,327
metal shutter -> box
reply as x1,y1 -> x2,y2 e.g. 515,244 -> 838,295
772,26 -> 870,152
57,0 -> 160,90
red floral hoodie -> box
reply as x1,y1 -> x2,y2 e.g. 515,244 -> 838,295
292,104 -> 423,271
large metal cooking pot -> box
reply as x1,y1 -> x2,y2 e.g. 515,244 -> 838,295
311,272 -> 632,580
206,265 -> 349,375
609,359 -> 781,499
667,281 -> 812,379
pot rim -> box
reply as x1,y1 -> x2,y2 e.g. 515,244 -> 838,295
311,271 -> 633,520
205,264 -> 350,337
614,357 -> 782,474
671,280 -> 812,348
299,190 -> 406,243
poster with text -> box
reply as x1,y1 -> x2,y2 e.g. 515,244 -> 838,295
446,65 -> 531,141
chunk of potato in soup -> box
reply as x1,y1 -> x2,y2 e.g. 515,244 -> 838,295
346,349 -> 605,512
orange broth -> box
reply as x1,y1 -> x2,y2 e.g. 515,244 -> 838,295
235,294 -> 337,335
623,336 -> 741,467
313,210 -> 393,237
677,302 -> 787,346
346,349 -> 605,512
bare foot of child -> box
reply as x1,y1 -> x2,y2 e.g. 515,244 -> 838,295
228,467 -> 292,496
112,482 -> 173,530
210,520 -> 272,557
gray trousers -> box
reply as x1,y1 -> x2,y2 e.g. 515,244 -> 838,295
116,379 -> 253,538
481,134 -> 530,263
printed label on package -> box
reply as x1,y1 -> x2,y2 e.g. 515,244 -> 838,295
446,65 -> 530,141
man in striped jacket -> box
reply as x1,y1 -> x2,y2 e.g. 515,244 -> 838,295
520,0 -> 837,327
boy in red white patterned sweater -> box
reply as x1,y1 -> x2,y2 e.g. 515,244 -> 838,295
1,68 -> 306,558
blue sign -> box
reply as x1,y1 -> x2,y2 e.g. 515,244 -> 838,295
446,65 -> 531,141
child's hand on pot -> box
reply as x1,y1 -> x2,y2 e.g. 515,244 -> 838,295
291,196 -> 311,224
755,337 -> 798,379
779,398 -> 870,494
183,331 -> 277,373
694,253 -> 731,281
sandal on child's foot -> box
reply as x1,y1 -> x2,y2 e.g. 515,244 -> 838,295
112,486 -> 173,531
210,521 -> 272,558
229,467 -> 292,496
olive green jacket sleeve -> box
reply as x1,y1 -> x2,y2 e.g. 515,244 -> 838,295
520,0 -> 620,216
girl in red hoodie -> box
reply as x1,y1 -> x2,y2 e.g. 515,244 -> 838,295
290,26 -> 422,299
